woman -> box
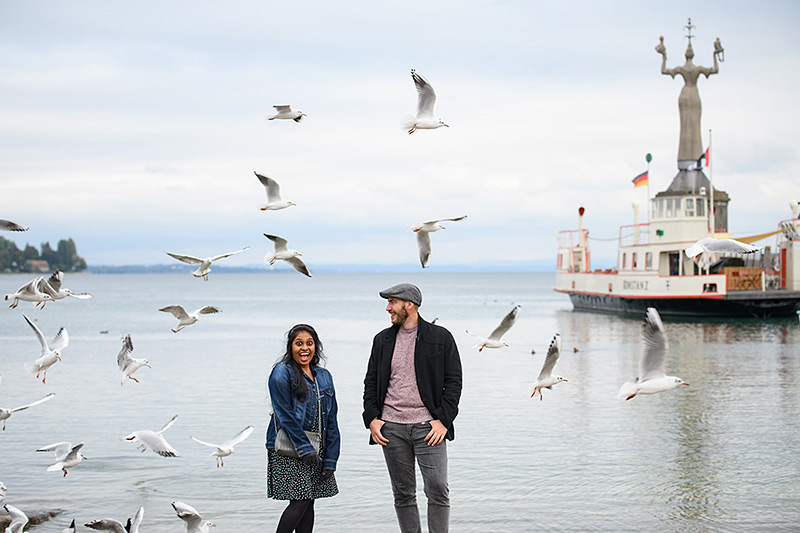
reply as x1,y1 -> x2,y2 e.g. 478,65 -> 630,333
266,324 -> 340,533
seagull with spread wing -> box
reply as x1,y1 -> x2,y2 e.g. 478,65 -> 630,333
4,277 -> 53,308
685,237 -> 761,259
123,414 -> 180,457
404,69 -> 449,134
254,171 -> 295,211
22,313 -> 68,383
40,442 -> 87,477
165,246 -> 250,280
172,501 -> 216,532
0,374 -> 55,430
37,270 -> 92,303
410,215 -> 467,268
191,425 -> 254,467
117,334 -> 151,384
263,234 -> 311,277
467,305 -> 521,351
85,507 -> 143,533
0,219 -> 28,232
267,104 -> 306,122
617,307 -> 689,400
159,305 -> 221,333
530,333 -> 568,400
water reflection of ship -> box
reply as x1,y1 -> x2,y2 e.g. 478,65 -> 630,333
554,23 -> 800,318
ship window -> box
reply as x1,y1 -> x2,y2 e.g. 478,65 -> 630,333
645,252 -> 653,269
696,198 -> 705,217
666,198 -> 674,218
632,252 -> 638,269
622,253 -> 627,269
685,198 -> 695,217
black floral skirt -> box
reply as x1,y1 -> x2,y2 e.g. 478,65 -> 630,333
266,432 -> 338,500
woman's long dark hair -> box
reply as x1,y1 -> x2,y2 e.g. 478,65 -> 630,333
278,323 -> 325,401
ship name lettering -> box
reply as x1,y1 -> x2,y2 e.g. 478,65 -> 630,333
623,280 -> 649,291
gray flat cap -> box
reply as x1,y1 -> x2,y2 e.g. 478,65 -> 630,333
379,283 -> 422,307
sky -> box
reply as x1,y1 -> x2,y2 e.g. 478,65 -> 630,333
1,0 -> 799,270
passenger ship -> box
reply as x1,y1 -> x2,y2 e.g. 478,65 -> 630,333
554,167 -> 800,317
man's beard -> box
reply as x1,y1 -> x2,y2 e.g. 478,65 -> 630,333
392,306 -> 408,325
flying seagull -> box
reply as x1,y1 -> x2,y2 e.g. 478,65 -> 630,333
254,172 -> 295,211
0,374 -> 55,430
123,414 -> 181,457
617,307 -> 689,400
466,305 -> 521,351
165,246 -> 250,281
530,333 -> 568,400
117,334 -> 151,384
410,216 -> 467,268
37,270 -> 92,302
404,69 -> 449,134
0,219 -> 28,232
685,237 -> 760,259
267,105 -> 306,122
3,504 -> 28,533
41,442 -> 87,477
191,425 -> 254,467
23,313 -> 68,383
159,305 -> 221,333
172,501 -> 216,532
263,234 -> 311,277
4,277 -> 53,308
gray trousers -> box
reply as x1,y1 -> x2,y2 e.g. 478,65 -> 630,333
381,421 -> 450,533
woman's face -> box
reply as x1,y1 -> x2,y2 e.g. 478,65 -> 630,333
291,330 -> 315,370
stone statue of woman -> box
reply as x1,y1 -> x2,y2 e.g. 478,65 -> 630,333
656,33 -> 724,166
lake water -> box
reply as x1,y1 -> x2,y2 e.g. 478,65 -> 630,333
0,272 -> 798,532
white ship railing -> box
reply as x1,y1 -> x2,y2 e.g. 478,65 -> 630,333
619,223 -> 650,248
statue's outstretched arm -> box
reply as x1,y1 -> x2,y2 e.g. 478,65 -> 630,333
655,36 -> 677,78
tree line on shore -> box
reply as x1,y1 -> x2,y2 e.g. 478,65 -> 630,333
0,236 -> 87,273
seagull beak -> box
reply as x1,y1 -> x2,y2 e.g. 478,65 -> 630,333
682,382 -> 690,386
145,363 -> 152,368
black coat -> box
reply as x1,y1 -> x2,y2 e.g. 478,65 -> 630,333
362,316 -> 463,443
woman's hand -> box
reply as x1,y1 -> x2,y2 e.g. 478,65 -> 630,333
320,468 -> 335,481
301,452 -> 320,466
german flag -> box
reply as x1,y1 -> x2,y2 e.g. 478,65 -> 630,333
632,171 -> 648,188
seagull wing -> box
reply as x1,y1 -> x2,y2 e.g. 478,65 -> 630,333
488,305 -> 520,340
37,276 -> 59,298
191,436 -> 220,450
160,305 -> 189,320
4,504 -> 28,529
158,414 -> 179,434
165,252 -> 204,264
255,172 -> 283,203
117,334 -> 134,370
84,519 -> 126,533
536,333 -> 562,381
210,246 -> 250,262
639,307 -> 668,381
273,105 -> 292,112
286,256 -> 311,277
172,501 -> 203,529
48,270 -> 64,292
37,441 -> 72,460
429,215 -> 468,224
11,392 -> 55,413
411,69 -> 437,117
222,425 -> 254,448
0,219 -> 29,231
264,233 -> 289,252
22,313 -> 48,354
196,305 -> 221,315
64,442 -> 85,462
50,328 -> 69,352
129,506 -> 144,532
416,232 -> 431,268
138,431 -> 180,457
705,238 -> 760,254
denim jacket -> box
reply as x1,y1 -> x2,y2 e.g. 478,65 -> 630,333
266,361 -> 340,470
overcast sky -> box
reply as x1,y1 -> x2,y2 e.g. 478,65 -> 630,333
2,1 -> 799,269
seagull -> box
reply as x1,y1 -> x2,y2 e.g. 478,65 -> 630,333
254,171 -> 295,211
267,105 -> 306,122
0,373 -> 55,430
685,237 -> 760,259
62,518 -> 77,533
117,334 -> 151,384
404,69 -> 449,134
466,305 -> 521,351
191,425 -> 254,467
86,507 -> 143,533
42,442 -> 87,477
617,307 -> 689,401
0,219 -> 28,231
530,333 -> 568,400
0,481 -> 6,502
37,270 -> 92,302
123,414 -> 180,457
3,504 -> 28,533
410,216 -> 467,268
165,246 -> 250,281
172,501 -> 216,532
159,305 -> 221,333
263,234 -> 311,277
4,277 -> 54,308
22,313 -> 68,383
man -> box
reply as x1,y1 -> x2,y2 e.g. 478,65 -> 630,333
363,283 -> 463,533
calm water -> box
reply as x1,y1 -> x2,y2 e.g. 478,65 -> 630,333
0,272 -> 798,532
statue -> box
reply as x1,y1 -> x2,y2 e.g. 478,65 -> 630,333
656,20 -> 724,165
